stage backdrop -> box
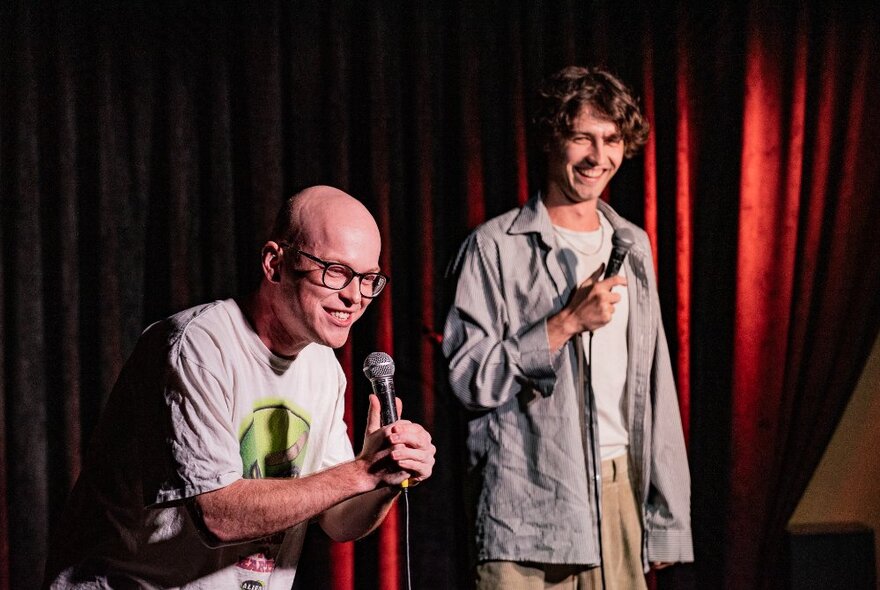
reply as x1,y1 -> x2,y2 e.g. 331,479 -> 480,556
2,2 -> 879,589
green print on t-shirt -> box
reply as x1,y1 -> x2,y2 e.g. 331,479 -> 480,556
239,399 -> 311,479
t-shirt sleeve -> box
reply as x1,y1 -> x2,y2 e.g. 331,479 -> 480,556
148,341 -> 242,506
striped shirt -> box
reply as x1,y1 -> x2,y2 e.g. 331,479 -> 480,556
442,195 -> 693,567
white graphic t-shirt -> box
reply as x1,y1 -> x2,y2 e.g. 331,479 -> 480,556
46,299 -> 354,589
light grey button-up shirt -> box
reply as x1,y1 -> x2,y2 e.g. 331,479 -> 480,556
443,195 -> 693,568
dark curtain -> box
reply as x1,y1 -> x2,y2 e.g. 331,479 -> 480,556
2,2 -> 879,589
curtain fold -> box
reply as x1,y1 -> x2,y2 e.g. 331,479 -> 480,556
2,2 -> 879,589
729,5 -> 806,588
673,7 -> 695,444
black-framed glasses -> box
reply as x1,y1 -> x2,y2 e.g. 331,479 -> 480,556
279,242 -> 389,298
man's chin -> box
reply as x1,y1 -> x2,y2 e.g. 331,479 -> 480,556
563,191 -> 600,205
321,328 -> 352,350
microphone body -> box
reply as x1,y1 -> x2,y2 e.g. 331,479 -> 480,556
362,352 -> 399,426
603,227 -> 635,279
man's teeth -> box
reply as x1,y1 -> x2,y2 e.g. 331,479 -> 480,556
576,167 -> 603,178
330,311 -> 351,320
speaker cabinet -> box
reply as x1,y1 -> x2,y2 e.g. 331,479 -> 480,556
788,522 -> 876,590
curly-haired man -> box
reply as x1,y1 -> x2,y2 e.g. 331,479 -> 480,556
444,66 -> 693,589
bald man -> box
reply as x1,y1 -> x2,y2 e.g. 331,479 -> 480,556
44,186 -> 436,589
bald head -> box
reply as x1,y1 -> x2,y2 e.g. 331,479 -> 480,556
271,185 -> 380,251
251,186 -> 383,355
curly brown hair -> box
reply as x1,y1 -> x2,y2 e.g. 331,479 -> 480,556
533,66 -> 650,159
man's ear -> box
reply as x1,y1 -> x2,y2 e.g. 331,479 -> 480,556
261,242 -> 282,283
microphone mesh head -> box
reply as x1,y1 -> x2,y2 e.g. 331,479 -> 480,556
363,352 -> 395,380
611,227 -> 635,250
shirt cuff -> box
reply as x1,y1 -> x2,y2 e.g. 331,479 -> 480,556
646,528 -> 694,563
518,320 -> 557,394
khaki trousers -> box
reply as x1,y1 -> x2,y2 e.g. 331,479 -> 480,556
475,455 -> 646,590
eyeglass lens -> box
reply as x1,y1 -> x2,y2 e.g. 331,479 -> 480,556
322,265 -> 386,297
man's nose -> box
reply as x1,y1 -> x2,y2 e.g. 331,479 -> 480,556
339,277 -> 363,305
588,140 -> 605,162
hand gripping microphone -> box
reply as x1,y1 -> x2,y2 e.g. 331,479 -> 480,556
603,227 -> 635,279
362,352 -> 409,489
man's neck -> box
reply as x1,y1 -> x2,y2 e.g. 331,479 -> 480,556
543,193 -> 601,231
236,289 -> 305,360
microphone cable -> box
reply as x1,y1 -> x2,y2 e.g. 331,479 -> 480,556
588,227 -> 632,589
402,485 -> 413,590
586,330 -> 607,590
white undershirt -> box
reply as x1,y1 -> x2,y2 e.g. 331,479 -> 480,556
553,212 -> 629,460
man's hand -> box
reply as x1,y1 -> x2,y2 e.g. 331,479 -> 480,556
546,264 -> 627,351
357,394 -> 436,488
317,394 -> 436,541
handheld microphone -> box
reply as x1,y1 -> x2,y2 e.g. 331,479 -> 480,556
362,352 -> 398,425
362,352 -> 409,488
604,227 -> 635,278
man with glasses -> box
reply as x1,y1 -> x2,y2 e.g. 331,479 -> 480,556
44,185 -> 436,589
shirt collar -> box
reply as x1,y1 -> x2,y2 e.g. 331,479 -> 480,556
508,193 -> 626,244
